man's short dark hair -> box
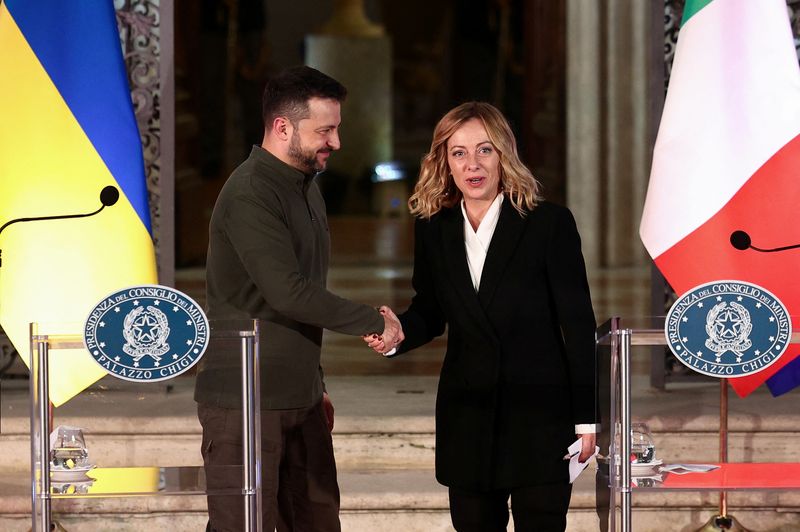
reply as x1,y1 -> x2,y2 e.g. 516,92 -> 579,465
262,66 -> 347,129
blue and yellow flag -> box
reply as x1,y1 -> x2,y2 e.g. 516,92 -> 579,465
0,0 -> 158,405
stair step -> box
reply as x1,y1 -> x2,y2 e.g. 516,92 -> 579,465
4,376 -> 799,433
2,375 -> 799,530
3,510 -> 799,532
1,467 -> 799,531
2,378 -> 799,470
1,430 -> 798,474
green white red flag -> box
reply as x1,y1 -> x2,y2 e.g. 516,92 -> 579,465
640,0 -> 800,397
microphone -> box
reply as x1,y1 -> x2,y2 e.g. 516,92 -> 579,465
100,185 -> 120,207
0,186 -> 120,268
730,230 -> 800,253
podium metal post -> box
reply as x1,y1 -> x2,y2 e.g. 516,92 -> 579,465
720,379 -> 728,517
30,333 -> 51,532
241,327 -> 262,532
620,328 -> 632,532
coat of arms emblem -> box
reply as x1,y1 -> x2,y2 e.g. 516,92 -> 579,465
704,301 -> 753,362
665,280 -> 790,378
84,285 -> 209,382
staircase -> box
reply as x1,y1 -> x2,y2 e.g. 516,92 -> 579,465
1,372 -> 800,531
0,220 -> 799,531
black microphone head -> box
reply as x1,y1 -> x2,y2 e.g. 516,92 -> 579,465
100,186 -> 120,207
730,230 -> 751,250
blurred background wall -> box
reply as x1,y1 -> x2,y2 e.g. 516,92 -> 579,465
171,0 -> 667,271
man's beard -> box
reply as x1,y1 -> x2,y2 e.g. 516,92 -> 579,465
288,130 -> 329,174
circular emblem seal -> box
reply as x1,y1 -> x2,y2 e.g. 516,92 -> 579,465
83,285 -> 209,382
665,280 -> 790,378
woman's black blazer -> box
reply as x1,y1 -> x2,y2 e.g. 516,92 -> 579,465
397,199 -> 597,491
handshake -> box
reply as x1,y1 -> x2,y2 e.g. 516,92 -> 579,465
362,306 -> 404,355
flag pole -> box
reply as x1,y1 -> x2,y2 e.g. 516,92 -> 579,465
695,379 -> 749,532
719,378 -> 728,517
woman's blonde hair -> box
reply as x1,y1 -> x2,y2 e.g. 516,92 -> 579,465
408,102 -> 542,219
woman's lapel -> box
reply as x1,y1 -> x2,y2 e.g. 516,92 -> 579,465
439,207 -> 497,338
477,200 -> 527,309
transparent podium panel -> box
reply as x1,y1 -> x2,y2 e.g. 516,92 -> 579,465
596,316 -> 800,532
28,319 -> 262,532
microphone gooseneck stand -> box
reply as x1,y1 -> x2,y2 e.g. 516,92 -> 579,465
0,185 -> 120,268
730,229 -> 800,253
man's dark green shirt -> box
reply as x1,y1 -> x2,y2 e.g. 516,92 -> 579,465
194,146 -> 384,409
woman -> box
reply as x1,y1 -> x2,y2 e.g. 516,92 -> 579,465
366,102 -> 597,532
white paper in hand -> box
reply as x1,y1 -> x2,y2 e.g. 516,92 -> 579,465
566,438 -> 599,484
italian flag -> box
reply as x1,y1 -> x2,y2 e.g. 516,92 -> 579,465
640,0 -> 800,397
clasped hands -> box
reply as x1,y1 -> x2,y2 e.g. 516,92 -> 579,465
363,306 -> 404,354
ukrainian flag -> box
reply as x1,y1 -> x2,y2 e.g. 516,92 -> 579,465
0,0 -> 158,405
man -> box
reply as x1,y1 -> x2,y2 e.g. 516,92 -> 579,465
194,66 -> 403,532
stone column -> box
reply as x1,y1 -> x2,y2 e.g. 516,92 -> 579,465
305,0 -> 393,214
158,0 -> 175,287
566,0 -> 603,268
117,0 -> 174,286
566,0 -> 663,269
